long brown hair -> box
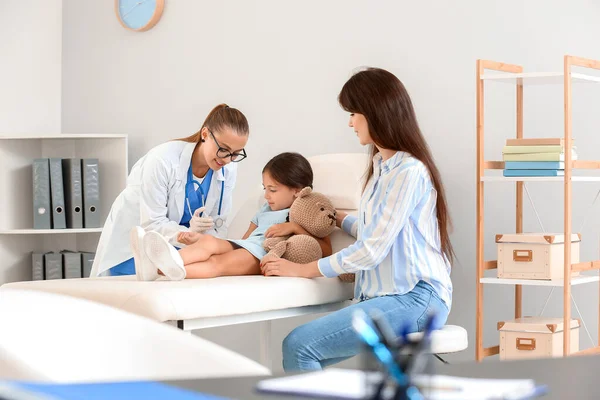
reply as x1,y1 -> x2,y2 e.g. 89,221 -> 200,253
338,68 -> 454,262
178,103 -> 249,143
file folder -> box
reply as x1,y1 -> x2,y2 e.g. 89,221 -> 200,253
32,252 -> 45,281
49,158 -> 66,229
32,158 -> 51,229
44,253 -> 63,280
82,158 -> 101,228
81,252 -> 95,278
61,251 -> 82,279
62,158 -> 83,229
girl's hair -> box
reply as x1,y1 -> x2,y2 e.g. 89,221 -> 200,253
178,103 -> 249,142
338,67 -> 454,262
262,152 -> 313,189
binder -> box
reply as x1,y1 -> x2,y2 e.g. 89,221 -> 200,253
32,252 -> 45,281
503,150 -> 578,162
62,158 -> 83,229
61,251 -> 82,279
504,161 -> 565,170
49,158 -> 66,229
32,158 -> 52,229
82,159 -> 101,228
503,169 -> 564,177
81,252 -> 95,278
502,145 -> 567,154
44,253 -> 63,280
506,137 -> 574,146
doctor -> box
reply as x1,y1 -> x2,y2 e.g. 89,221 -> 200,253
90,104 -> 249,277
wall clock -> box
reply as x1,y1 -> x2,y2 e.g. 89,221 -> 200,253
115,0 -> 165,32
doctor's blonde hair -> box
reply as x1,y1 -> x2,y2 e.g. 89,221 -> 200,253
178,103 -> 249,143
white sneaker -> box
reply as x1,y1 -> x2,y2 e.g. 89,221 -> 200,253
143,231 -> 186,281
130,226 -> 159,281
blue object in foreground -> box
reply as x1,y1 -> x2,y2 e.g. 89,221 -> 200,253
0,381 -> 228,400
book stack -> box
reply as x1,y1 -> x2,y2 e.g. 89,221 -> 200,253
502,138 -> 577,177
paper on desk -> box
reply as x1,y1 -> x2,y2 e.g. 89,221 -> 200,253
256,369 -> 370,399
412,374 -> 539,400
256,368 -> 542,400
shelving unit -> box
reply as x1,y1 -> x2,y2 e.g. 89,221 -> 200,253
481,176 -> 600,183
0,228 -> 104,235
480,275 -> 600,287
476,56 -> 600,361
481,71 -> 600,85
0,134 -> 128,284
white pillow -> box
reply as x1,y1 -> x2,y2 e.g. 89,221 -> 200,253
308,153 -> 369,210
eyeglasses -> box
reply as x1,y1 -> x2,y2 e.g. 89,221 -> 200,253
208,130 -> 247,162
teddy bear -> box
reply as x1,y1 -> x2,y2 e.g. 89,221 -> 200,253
262,187 -> 355,283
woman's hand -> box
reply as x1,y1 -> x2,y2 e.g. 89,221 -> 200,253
177,231 -> 202,245
335,210 -> 347,229
261,258 -> 306,277
265,222 -> 299,238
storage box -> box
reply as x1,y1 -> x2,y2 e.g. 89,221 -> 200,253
496,233 -> 581,280
498,317 -> 580,360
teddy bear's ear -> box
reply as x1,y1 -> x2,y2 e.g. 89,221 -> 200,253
298,187 -> 312,198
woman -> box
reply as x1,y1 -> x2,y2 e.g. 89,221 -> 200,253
90,104 -> 249,277
261,68 -> 454,371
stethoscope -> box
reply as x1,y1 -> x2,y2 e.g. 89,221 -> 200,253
185,165 -> 225,229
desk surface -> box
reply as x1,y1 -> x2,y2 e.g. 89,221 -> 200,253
168,354 -> 600,399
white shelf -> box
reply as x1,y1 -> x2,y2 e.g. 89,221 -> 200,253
0,228 -> 103,235
480,275 -> 599,287
481,176 -> 600,182
0,133 -> 127,140
481,72 -> 600,85
0,134 -> 127,284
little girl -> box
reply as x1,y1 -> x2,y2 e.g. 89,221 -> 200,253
131,152 -> 333,280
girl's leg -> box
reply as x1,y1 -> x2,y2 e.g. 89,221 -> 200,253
281,281 -> 449,371
185,249 -> 261,279
179,235 -> 235,264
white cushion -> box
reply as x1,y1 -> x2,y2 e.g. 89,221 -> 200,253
405,325 -> 468,354
1,275 -> 354,322
308,153 -> 369,210
0,289 -> 270,382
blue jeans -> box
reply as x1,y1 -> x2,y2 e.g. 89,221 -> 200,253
282,280 -> 449,371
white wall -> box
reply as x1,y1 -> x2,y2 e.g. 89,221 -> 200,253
61,0 -> 600,370
0,0 -> 62,132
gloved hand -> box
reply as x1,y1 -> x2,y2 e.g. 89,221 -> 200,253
189,207 -> 214,233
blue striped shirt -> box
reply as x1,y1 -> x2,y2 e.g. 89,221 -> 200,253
318,151 -> 452,309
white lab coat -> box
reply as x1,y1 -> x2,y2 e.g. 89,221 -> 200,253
90,141 -> 237,277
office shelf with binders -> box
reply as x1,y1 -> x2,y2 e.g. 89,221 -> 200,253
476,56 -> 600,361
0,134 -> 128,283
0,228 -> 104,235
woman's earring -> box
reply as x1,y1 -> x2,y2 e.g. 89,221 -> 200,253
200,139 -> 205,143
